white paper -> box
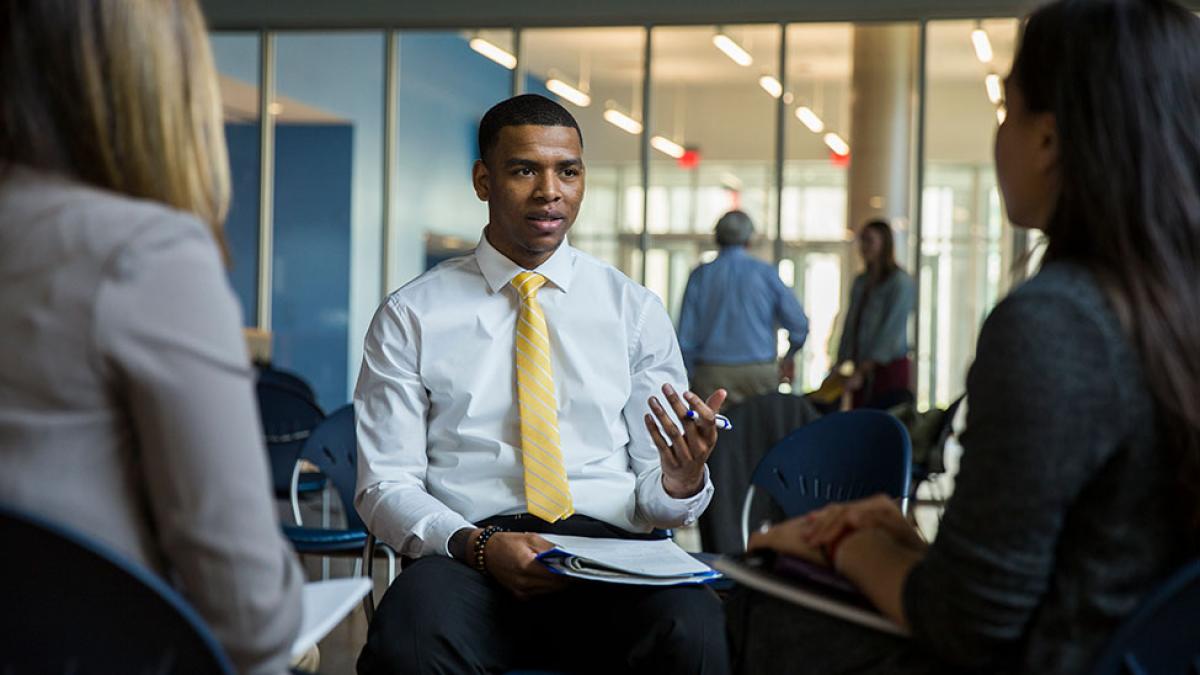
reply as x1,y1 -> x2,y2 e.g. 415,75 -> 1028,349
291,578 -> 373,658
542,558 -> 717,586
540,534 -> 713,578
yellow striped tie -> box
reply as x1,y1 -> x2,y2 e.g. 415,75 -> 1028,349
512,271 -> 574,523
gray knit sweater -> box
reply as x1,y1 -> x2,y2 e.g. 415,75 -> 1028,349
903,261 -> 1188,673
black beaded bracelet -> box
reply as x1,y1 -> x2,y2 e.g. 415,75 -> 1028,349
473,525 -> 504,574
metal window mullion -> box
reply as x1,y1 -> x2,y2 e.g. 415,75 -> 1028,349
382,31 -> 399,298
638,26 -> 652,284
911,20 -> 929,402
512,28 -> 523,97
256,30 -> 276,332
773,22 -> 787,265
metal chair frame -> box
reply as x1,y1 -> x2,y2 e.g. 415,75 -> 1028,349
285,404 -> 398,606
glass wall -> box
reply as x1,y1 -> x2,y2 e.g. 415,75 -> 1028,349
272,33 -> 386,409
920,19 -> 1019,409
210,16 -> 1030,412
392,30 -> 515,287
646,25 -> 781,318
519,28 -> 646,271
781,23 -> 855,391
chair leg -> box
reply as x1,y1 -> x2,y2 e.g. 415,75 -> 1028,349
740,486 -> 758,551
362,535 -> 377,622
319,488 -> 333,580
288,461 -> 303,525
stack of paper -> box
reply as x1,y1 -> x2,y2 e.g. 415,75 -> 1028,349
536,534 -> 721,586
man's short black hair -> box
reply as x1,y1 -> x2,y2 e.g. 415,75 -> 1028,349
477,94 -> 583,164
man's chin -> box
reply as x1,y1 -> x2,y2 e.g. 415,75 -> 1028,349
521,232 -> 567,254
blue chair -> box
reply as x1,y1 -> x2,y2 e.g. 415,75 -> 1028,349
283,404 -> 396,612
257,364 -> 318,404
1089,558 -> 1200,674
257,380 -> 326,524
0,503 -> 234,674
740,409 -> 912,547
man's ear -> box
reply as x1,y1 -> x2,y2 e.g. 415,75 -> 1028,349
472,159 -> 489,201
1034,112 -> 1059,175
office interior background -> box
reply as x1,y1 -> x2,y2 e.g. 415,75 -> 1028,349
203,0 -> 1045,415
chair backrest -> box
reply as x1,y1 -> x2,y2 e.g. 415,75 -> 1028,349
751,409 -> 912,518
257,365 -> 318,404
297,403 -> 363,531
0,504 -> 235,674
1089,558 -> 1200,675
257,380 -> 326,495
700,392 -> 821,554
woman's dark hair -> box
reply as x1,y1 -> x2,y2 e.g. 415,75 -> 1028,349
1013,0 -> 1200,534
862,219 -> 899,282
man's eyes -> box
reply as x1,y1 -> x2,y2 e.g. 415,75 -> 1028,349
510,167 -> 581,177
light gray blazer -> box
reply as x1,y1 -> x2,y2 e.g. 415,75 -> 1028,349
0,167 -> 302,674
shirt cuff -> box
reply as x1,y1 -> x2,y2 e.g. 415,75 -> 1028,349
421,511 -> 476,558
654,465 -> 714,526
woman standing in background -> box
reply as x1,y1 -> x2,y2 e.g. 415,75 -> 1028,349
833,219 -> 916,409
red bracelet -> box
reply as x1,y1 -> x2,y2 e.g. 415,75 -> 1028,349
823,527 -> 856,567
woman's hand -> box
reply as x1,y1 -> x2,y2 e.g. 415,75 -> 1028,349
748,494 -> 925,565
800,494 -> 925,552
747,518 -> 829,564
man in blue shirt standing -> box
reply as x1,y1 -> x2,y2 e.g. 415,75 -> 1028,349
677,210 -> 809,404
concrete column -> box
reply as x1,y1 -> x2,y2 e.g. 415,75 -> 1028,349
846,24 -> 917,248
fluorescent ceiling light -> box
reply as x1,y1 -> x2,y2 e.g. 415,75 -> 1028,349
985,73 -> 1003,104
546,78 -> 591,107
650,135 -> 686,159
469,38 -> 516,70
823,132 -> 849,156
712,33 -> 753,67
603,108 -> 643,135
759,75 -> 783,98
971,28 -> 994,64
996,107 -> 1007,125
795,106 -> 825,133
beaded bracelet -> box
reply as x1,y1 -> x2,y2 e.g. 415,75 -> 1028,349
473,525 -> 504,574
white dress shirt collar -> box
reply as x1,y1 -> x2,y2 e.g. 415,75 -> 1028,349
476,228 -> 576,294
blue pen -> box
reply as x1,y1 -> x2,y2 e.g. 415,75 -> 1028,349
685,410 -> 733,431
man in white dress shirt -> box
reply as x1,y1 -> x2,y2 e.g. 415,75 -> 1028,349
354,94 -> 731,673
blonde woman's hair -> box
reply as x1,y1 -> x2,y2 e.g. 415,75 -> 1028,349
0,0 -> 231,252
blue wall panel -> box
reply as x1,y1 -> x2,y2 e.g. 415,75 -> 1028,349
272,124 -> 353,410
224,122 -> 260,327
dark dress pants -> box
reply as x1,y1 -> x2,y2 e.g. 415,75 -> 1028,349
358,515 -> 730,675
